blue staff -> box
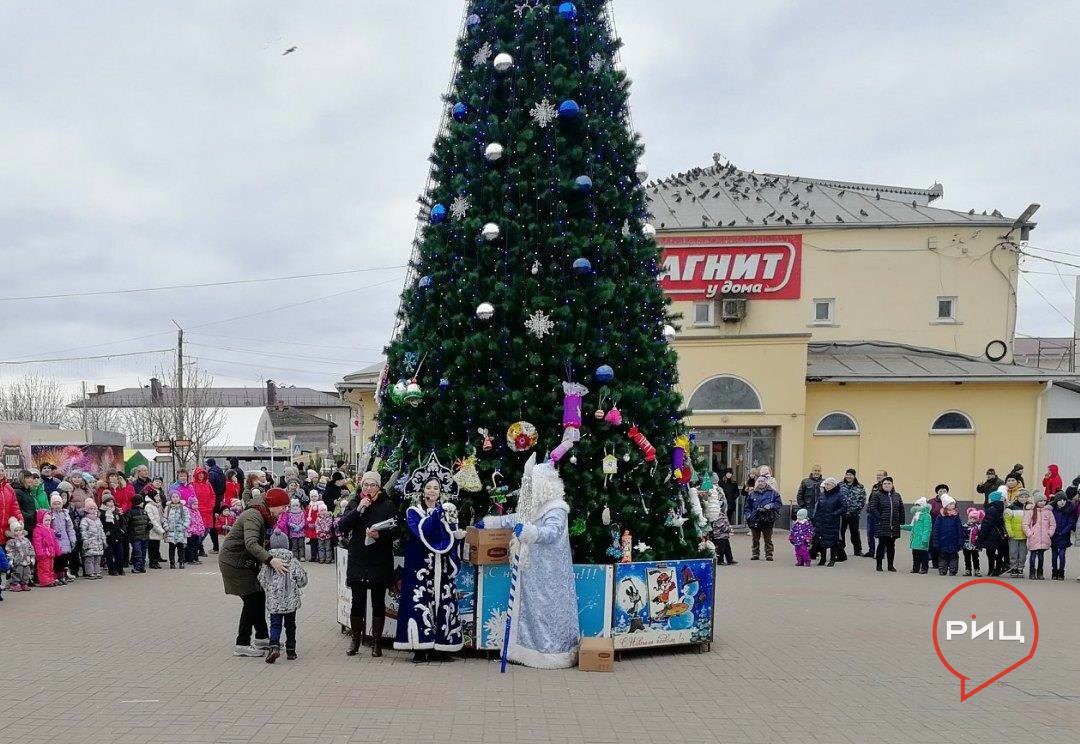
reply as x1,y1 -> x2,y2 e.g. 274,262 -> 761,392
500,523 -> 526,673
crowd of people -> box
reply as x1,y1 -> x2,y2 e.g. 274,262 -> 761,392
0,458 -> 358,599
705,461 -> 1080,580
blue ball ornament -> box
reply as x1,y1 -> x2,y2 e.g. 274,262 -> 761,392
595,364 -> 615,383
558,2 -> 578,21
429,204 -> 448,224
572,257 -> 593,276
418,275 -> 433,290
574,175 -> 593,193
558,100 -> 581,119
452,102 -> 469,121
466,14 -> 481,30
438,378 -> 450,391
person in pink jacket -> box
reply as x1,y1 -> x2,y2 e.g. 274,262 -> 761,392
1023,493 -> 1055,580
32,509 -> 62,587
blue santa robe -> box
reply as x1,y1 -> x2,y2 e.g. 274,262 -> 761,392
394,504 -> 463,652
484,499 -> 580,669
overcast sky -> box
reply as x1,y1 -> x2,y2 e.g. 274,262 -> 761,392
2,1 -> 1078,395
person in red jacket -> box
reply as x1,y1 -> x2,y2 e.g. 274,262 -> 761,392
0,471 -> 21,547
191,467 -> 217,555
1043,464 -> 1063,498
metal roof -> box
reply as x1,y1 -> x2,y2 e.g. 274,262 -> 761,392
646,157 -> 1032,232
267,407 -> 337,429
72,386 -> 345,409
807,342 -> 1068,382
336,361 -> 385,392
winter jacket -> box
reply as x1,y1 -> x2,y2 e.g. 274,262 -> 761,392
963,521 -> 982,551
788,520 -> 814,548
145,500 -> 165,541
840,482 -> 866,517
315,510 -> 334,540
205,460 -> 227,501
1004,501 -> 1028,540
1023,506 -> 1055,550
163,502 -> 191,544
191,468 -> 216,529
185,498 -> 206,537
338,494 -> 398,587
32,511 -> 60,559
932,513 -> 964,554
42,476 -> 62,497
31,483 -> 48,510
49,507 -> 77,555
13,483 -> 37,532
976,501 -> 1008,550
901,508 -> 932,550
224,481 -> 240,507
219,506 -> 275,597
710,513 -> 732,541
167,481 -> 196,503
101,506 -> 127,544
744,487 -> 783,529
1051,500 -> 1078,548
795,475 -> 822,513
977,475 -> 1004,506
80,516 -> 106,556
112,483 -> 135,512
1043,465 -> 1063,498
126,505 -> 151,541
304,503 -> 320,540
0,545 -> 9,573
811,485 -> 845,548
0,479 -> 20,546
6,534 -> 34,566
258,548 -> 309,614
868,489 -> 905,539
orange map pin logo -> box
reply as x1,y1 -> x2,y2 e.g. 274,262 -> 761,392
932,578 -> 1039,701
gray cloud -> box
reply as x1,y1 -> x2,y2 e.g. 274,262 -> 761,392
1,1 -> 1077,396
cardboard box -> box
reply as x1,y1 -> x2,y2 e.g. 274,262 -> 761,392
466,526 -> 512,565
578,636 -> 615,672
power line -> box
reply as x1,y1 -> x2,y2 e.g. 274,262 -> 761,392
0,348 -> 174,365
0,265 -> 407,302
185,341 -> 374,366
190,354 -> 357,376
1020,274 -> 1075,330
186,331 -> 386,353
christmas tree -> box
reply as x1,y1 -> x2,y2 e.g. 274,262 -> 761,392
376,0 -> 702,563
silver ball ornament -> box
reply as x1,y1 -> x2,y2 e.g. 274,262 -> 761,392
493,53 -> 514,73
476,302 -> 495,321
642,223 -> 657,239
636,164 -> 649,182
484,142 -> 504,162
481,222 -> 501,242
663,324 -> 677,342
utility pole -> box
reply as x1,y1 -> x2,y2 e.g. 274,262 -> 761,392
173,320 -> 185,468
81,380 -> 89,441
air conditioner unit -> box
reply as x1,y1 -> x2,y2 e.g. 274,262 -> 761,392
720,298 -> 748,322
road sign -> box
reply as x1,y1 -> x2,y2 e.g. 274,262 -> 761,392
351,416 -> 362,434
173,439 -> 192,448
154,454 -> 174,463
292,444 -> 302,456
153,440 -> 173,453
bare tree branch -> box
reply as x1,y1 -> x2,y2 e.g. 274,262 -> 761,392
0,374 -> 79,427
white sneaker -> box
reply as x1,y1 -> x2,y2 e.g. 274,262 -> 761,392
233,645 -> 264,657
252,638 -> 271,650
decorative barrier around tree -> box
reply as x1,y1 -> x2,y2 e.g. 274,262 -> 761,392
336,547 -> 714,655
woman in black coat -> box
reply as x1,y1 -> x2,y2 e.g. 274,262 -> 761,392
868,476 -> 904,572
812,478 -> 846,566
337,470 -> 397,658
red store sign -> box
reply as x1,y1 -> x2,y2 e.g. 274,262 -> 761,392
658,234 -> 802,300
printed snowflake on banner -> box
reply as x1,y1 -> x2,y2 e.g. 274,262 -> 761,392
472,41 -> 493,67
529,98 -> 558,129
513,0 -> 543,17
588,52 -> 607,73
450,195 -> 471,221
524,309 -> 555,339
484,609 -> 508,649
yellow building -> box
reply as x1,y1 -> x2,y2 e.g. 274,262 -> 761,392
649,158 -> 1062,507
335,362 -> 382,470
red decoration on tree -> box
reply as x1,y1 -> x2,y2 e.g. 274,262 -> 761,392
627,425 -> 656,462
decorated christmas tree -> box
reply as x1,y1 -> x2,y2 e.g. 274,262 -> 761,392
376,0 -> 703,563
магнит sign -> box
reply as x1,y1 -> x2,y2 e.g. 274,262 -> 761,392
658,234 -> 802,300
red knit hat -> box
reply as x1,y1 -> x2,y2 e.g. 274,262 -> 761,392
263,487 -> 289,509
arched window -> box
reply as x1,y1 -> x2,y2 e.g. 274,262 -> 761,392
687,375 -> 762,412
814,411 -> 859,435
930,411 -> 974,433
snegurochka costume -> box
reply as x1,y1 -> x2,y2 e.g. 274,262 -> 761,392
393,454 -> 465,654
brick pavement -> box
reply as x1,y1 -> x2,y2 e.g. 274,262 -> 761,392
2,535 -> 1079,744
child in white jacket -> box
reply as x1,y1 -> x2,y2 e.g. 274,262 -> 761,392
258,531 -> 308,663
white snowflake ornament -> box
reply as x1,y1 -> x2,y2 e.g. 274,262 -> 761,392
529,98 -> 558,129
513,0 -> 543,16
588,52 -> 607,73
524,309 -> 554,339
449,195 -> 471,221
472,41 -> 493,67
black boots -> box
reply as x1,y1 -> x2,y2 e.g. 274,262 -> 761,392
371,616 -> 385,657
347,615 -> 366,656
412,650 -> 428,664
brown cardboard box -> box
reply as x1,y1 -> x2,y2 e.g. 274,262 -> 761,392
578,636 -> 615,672
466,526 -> 512,565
